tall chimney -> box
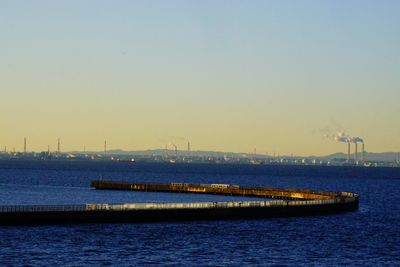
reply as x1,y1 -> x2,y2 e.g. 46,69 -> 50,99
362,143 -> 365,161
355,142 -> 358,161
57,138 -> 60,154
104,140 -> 107,156
24,138 -> 27,154
187,142 -> 191,155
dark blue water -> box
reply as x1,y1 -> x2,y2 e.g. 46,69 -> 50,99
0,160 -> 399,266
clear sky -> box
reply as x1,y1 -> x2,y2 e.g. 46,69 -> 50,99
1,1 -> 399,155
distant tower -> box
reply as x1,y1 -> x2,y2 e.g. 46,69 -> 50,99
24,138 -> 27,154
361,143 -> 365,161
47,145 -> 50,154
104,140 -> 107,156
355,142 -> 358,161
187,142 -> 191,156
57,138 -> 60,154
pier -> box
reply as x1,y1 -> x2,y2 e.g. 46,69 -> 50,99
90,180 -> 343,200
0,181 -> 358,225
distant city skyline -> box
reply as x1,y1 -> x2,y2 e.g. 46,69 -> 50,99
1,1 -> 399,156
3,136 -> 399,160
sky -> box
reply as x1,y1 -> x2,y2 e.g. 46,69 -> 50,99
1,0 -> 399,155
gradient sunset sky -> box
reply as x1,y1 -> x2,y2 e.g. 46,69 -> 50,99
1,1 -> 399,155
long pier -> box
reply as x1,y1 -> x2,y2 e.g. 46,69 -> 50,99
90,180 -> 343,200
0,181 -> 358,225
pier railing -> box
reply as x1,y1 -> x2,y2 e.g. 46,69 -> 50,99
85,198 -> 341,211
0,205 -> 86,213
0,197 -> 356,213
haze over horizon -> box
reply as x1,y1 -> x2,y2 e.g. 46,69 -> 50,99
1,1 -> 399,156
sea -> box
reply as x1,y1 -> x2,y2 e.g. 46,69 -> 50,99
0,160 -> 399,266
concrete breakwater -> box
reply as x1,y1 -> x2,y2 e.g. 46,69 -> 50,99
90,180 -> 347,200
0,181 -> 358,225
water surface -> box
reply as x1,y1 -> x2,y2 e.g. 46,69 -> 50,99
0,160 -> 399,266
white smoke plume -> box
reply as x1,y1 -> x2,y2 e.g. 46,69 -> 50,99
350,137 -> 364,143
333,132 -> 363,143
334,132 -> 351,143
320,121 -> 364,144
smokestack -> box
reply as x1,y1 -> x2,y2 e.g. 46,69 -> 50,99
104,140 -> 107,156
187,142 -> 191,156
24,138 -> 26,154
362,143 -> 365,161
57,138 -> 60,154
175,145 -> 178,159
355,142 -> 358,161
